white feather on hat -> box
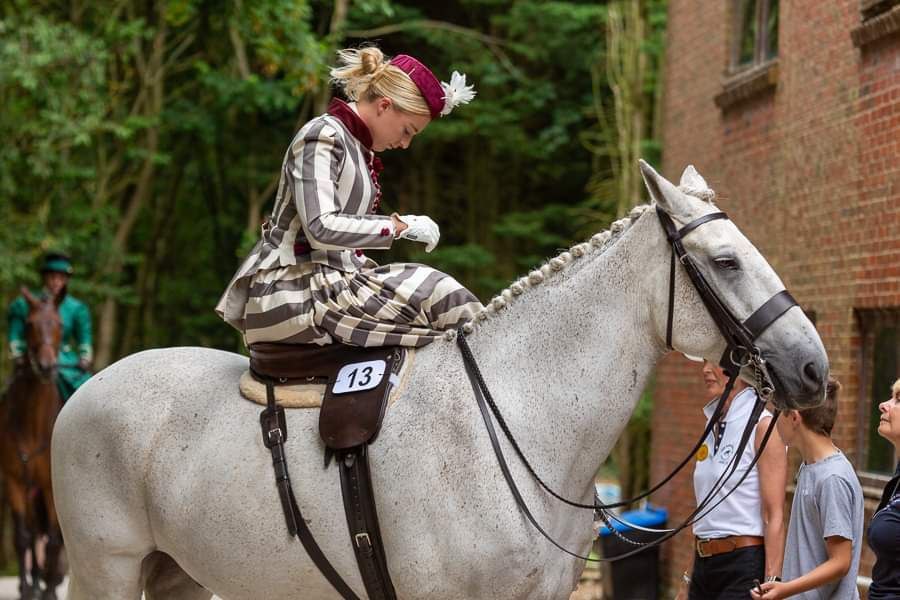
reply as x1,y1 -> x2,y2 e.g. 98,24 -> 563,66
440,71 -> 476,116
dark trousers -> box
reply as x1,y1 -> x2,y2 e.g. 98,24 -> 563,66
688,545 -> 765,600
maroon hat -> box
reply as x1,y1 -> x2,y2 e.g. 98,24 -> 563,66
389,54 -> 444,119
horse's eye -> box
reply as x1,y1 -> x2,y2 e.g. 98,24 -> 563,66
714,257 -> 740,271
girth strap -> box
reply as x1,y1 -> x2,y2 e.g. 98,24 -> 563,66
259,378 -> 362,600
339,446 -> 397,600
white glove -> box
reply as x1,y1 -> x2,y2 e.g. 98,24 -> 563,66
396,214 -> 440,253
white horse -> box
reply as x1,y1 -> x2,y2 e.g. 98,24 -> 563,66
52,161 -> 827,600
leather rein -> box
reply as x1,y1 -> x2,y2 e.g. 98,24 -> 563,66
457,206 -> 798,561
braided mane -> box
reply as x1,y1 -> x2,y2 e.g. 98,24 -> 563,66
444,203 -> 653,340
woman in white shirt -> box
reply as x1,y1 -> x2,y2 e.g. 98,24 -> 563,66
675,360 -> 788,599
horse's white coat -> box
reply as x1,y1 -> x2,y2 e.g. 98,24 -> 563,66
52,162 -> 828,599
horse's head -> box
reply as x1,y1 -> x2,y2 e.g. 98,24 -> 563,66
639,160 -> 828,410
21,287 -> 63,379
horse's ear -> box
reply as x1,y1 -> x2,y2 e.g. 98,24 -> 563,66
639,159 -> 687,217
679,165 -> 711,195
21,286 -> 39,308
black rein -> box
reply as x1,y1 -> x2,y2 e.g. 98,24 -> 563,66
456,206 -> 797,561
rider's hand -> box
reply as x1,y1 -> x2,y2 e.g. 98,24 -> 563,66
78,357 -> 92,372
394,214 -> 440,253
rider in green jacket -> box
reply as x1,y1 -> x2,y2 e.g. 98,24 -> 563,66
7,252 -> 93,402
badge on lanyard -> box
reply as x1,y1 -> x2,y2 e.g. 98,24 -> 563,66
696,444 -> 709,462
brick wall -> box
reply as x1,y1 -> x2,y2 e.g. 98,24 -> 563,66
653,0 -> 900,594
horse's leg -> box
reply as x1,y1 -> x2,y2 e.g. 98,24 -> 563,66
62,491 -> 149,600
0,484 -> 7,568
61,496 -> 154,600
38,528 -> 63,600
30,492 -> 47,595
142,552 -> 213,600
8,484 -> 35,600
65,552 -> 146,600
38,484 -> 63,600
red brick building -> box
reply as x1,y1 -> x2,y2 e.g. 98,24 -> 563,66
650,0 -> 900,594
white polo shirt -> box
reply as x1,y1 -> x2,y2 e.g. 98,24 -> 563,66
692,387 -> 772,539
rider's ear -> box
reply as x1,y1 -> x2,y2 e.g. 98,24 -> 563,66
638,159 -> 688,219
377,96 -> 392,115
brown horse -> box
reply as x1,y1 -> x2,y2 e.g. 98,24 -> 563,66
0,289 -> 65,600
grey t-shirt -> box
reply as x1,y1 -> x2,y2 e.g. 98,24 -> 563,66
783,451 -> 864,599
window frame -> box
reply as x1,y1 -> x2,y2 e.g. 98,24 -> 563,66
851,0 -> 900,47
860,0 -> 900,21
729,0 -> 779,74
855,308 -> 900,488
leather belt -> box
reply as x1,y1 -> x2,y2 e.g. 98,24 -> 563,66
695,535 -> 764,558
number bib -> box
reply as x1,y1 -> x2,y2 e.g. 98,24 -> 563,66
332,360 -> 387,394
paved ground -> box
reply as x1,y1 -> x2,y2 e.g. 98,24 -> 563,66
0,575 -> 604,599
0,577 -> 68,599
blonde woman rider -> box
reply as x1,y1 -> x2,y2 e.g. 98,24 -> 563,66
217,46 -> 483,347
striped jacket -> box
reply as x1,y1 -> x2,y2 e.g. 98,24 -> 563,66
216,112 -> 396,330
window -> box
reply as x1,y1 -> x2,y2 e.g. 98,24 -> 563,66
861,0 -> 900,21
851,0 -> 900,47
731,0 -> 779,72
857,309 -> 900,475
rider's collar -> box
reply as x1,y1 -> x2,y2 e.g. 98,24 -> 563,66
327,98 -> 373,151
702,387 -> 756,422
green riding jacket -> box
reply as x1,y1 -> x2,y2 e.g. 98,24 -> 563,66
7,291 -> 93,401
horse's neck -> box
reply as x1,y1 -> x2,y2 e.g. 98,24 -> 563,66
466,214 -> 667,495
7,373 -> 60,442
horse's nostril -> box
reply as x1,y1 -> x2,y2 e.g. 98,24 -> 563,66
803,362 -> 820,384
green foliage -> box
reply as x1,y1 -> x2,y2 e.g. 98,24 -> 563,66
0,0 -> 667,369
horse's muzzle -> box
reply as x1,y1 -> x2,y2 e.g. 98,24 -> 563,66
766,355 -> 828,410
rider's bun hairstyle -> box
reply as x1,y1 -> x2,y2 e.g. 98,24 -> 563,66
330,46 -> 431,117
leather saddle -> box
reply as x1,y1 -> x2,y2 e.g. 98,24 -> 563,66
252,341 -> 402,599
249,342 -> 404,449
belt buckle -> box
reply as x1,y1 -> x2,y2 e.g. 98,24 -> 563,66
695,538 -> 712,558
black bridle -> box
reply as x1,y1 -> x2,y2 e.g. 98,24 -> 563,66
656,207 -> 796,388
457,206 -> 799,561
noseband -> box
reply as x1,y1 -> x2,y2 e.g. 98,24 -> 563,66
456,206 -> 802,562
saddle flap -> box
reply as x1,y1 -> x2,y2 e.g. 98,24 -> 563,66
319,347 -> 403,450
249,342 -> 382,382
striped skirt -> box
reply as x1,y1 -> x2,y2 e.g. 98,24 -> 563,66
241,262 -> 483,347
